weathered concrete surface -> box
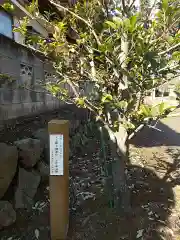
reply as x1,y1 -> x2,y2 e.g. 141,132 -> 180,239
0,34 -> 62,127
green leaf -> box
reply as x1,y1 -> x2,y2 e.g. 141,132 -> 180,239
123,18 -> 131,30
116,101 -> 128,109
123,120 -> 135,130
172,51 -> 180,60
159,102 -> 166,115
75,97 -> 86,107
162,0 -> 169,11
129,15 -> 137,31
113,120 -> 119,129
2,3 -> 14,12
101,94 -> 113,103
130,15 -> 137,26
105,21 -> 117,29
113,17 -> 123,27
139,105 -> 152,117
152,103 -> 177,117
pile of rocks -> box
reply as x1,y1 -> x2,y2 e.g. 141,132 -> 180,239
0,120 -> 81,230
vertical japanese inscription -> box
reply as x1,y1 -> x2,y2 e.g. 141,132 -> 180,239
50,134 -> 64,175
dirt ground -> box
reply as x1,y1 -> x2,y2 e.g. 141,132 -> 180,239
0,115 -> 180,240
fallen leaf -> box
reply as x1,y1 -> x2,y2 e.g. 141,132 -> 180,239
148,211 -> 153,215
136,229 -> 144,238
35,229 -> 40,239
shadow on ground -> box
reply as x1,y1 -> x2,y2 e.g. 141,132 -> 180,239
68,123 -> 178,240
69,163 -> 176,240
129,117 -> 180,187
130,118 -> 180,148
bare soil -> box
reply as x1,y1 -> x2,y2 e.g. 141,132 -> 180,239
0,115 -> 180,240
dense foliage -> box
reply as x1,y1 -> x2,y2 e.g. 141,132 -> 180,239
4,0 -> 179,136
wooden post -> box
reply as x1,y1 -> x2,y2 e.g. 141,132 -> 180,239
48,120 -> 69,240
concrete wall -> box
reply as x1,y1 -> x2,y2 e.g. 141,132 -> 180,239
144,76 -> 180,106
144,96 -> 179,106
0,34 -> 63,125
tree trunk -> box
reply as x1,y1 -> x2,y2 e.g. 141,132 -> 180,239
102,123 -> 131,213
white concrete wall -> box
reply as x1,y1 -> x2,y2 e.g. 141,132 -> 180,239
0,34 -> 63,124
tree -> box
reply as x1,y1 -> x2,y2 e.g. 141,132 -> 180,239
4,0 -> 180,211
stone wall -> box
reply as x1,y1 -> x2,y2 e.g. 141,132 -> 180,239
0,34 -> 62,127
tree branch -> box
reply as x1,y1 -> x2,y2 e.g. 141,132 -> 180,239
158,64 -> 179,73
128,0 -> 136,10
49,0 -> 101,45
159,42 -> 180,55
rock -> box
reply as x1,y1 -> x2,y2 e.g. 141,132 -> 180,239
14,138 -> 42,168
0,143 -> 18,199
37,161 -> 49,177
0,201 -> 16,229
33,129 -> 49,164
15,168 -> 41,209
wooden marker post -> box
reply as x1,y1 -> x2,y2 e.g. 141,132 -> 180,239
48,120 -> 69,240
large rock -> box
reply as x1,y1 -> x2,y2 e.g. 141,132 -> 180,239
33,129 -> 49,164
0,143 -> 18,199
0,201 -> 16,229
15,168 -> 41,209
37,161 -> 49,177
14,138 -> 42,168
